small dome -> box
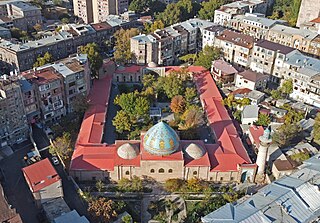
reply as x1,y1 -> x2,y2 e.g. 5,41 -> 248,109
184,143 -> 205,159
117,143 -> 139,159
117,65 -> 125,71
148,61 -> 158,68
143,122 -> 179,156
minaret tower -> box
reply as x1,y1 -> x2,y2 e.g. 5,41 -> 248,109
256,126 -> 272,175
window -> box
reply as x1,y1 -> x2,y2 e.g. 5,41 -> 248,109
193,171 -> 197,175
92,177 -> 96,181
125,171 -> 129,175
231,177 -> 234,181
168,169 -> 173,173
159,168 -> 164,173
220,177 -> 223,181
210,177 -> 213,181
150,169 -> 155,173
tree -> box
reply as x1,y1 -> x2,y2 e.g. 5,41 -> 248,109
280,79 -> 293,97
88,197 -> 117,222
71,94 -> 89,116
233,110 -> 241,122
271,89 -> 282,100
186,178 -> 203,192
255,113 -> 271,127
223,94 -> 237,110
272,123 -> 301,147
170,95 -> 186,114
117,176 -> 143,192
194,46 -> 220,69
10,27 -> 29,41
149,0 -> 167,14
49,132 -> 72,161
239,98 -> 251,107
144,20 -> 165,33
221,186 -> 242,203
61,17 -> 69,24
281,104 -> 304,125
142,74 -> 156,89
179,54 -> 196,63
198,0 -> 226,21
179,105 -> 203,130
290,152 -> 310,163
33,52 -> 53,68
122,215 -> 133,223
185,87 -> 197,104
164,178 -> 185,192
129,0 -> 150,13
53,0 -> 62,5
95,180 -> 105,192
79,43 -> 102,78
113,110 -> 132,133
158,75 -> 184,99
114,28 -> 139,64
33,23 -> 42,32
313,113 -> 320,142
269,0 -> 301,26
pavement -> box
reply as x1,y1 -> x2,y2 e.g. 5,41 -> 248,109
32,125 -> 50,150
103,83 -> 120,144
0,142 -> 40,223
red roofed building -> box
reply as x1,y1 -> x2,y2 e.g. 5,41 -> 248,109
70,66 -> 256,183
22,159 -> 63,207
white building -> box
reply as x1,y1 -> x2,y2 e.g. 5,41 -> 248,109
241,104 -> 259,125
235,69 -> 268,90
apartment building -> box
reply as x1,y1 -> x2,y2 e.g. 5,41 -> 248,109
296,0 -> 320,27
131,34 -> 158,65
278,50 -> 320,107
266,24 -> 319,57
235,69 -> 268,90
73,0 -> 128,24
0,75 -> 28,146
130,18 -> 215,66
211,59 -> 238,83
214,0 -> 267,26
0,1 -> 42,31
229,13 -> 285,39
202,25 -> 226,47
300,17 -> 320,35
250,39 -> 295,77
214,29 -> 255,68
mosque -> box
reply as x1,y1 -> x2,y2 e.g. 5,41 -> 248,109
69,66 -> 257,183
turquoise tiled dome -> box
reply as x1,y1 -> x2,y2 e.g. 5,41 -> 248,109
143,122 -> 180,156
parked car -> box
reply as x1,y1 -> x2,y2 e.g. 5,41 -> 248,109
51,156 -> 59,166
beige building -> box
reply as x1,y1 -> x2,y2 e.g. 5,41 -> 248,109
214,29 -> 255,68
73,0 -> 128,24
0,75 -> 28,146
296,0 -> 320,27
266,24 -> 319,57
131,34 -> 158,65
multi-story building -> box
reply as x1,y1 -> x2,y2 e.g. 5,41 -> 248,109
229,13 -> 285,39
296,0 -> 320,27
211,59 -> 238,83
213,0 -> 267,26
250,39 -> 295,77
0,75 -> 28,146
235,69 -> 269,90
131,34 -> 158,65
202,25 -> 226,47
266,24 -> 319,57
130,18 -> 215,66
22,67 -> 66,124
214,29 -> 255,68
300,17 -> 320,34
73,0 -> 128,24
0,1 -> 42,31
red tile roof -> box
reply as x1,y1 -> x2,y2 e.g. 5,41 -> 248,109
115,65 -> 145,74
91,22 -> 112,31
310,17 -> 320,23
22,158 -> 60,193
22,67 -> 62,85
249,125 -> 264,146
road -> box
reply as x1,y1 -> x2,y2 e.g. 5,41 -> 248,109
0,143 -> 40,223
32,125 -> 50,150
103,83 -> 120,144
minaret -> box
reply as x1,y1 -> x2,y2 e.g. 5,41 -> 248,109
256,126 -> 272,175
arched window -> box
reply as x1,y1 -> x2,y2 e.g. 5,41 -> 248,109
168,169 -> 173,173
193,171 -> 197,175
150,169 -> 155,173
159,168 -> 164,173
125,171 -> 129,175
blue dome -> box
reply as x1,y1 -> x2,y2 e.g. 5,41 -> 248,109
143,122 -> 180,156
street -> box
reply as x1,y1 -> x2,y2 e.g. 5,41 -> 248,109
0,143 -> 40,223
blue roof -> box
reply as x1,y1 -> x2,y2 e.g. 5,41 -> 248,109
143,122 -> 179,156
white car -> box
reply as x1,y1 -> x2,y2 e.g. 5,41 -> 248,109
51,156 -> 59,166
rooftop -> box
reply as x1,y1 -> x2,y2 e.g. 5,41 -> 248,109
53,210 -> 89,223
255,39 -> 295,55
242,104 -> 259,119
238,69 -> 268,82
10,1 -> 40,11
216,30 -> 255,48
22,67 -> 62,85
22,158 -> 60,192
202,155 -> 320,223
212,59 -> 238,75
0,184 -> 22,222
270,24 -> 318,40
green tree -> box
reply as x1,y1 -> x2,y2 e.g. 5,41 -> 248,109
114,28 -> 139,64
198,0 -> 226,21
223,94 -> 237,110
10,27 -> 29,41
33,52 -> 53,68
269,0 -> 301,26
290,152 -> 310,163
272,123 -> 301,147
71,94 -> 89,116
117,176 -> 143,192
239,98 -> 251,107
61,17 -> 69,24
33,23 -> 42,32
313,113 -> 320,142
122,215 -> 133,223
53,0 -> 62,5
158,75 -> 184,99
95,180 -> 105,192
280,79 -> 293,97
185,87 -> 197,104
271,89 -> 282,100
142,74 -> 156,89
179,54 -> 197,63
255,113 -> 271,127
144,20 -> 165,33
49,132 -> 72,161
179,105 -> 203,130
113,110 -> 132,133
164,178 -> 184,192
170,95 -> 186,114
233,110 -> 241,121
221,186 -> 243,203
149,0 -> 167,14
129,0 -> 150,13
194,46 -> 220,69
281,104 -> 304,125
79,43 -> 102,78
